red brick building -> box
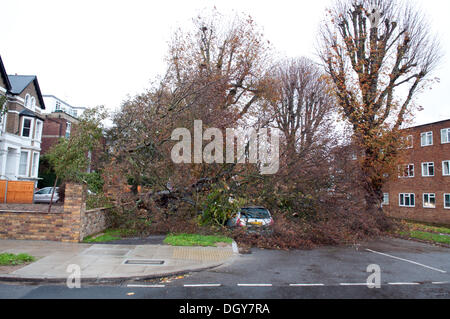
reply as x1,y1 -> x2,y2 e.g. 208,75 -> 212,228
40,112 -> 78,154
41,95 -> 85,154
383,119 -> 450,225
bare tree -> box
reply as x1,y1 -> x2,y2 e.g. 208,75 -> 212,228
167,9 -> 272,122
105,10 -> 273,210
266,57 -> 335,157
318,0 -> 441,211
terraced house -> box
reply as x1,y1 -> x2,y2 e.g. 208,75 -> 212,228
383,119 -> 450,225
0,55 -> 45,187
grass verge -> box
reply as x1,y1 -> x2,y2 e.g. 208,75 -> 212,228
0,253 -> 35,266
164,233 -> 233,247
397,221 -> 450,245
82,228 -> 137,243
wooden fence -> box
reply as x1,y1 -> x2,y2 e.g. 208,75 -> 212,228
0,180 -> 35,204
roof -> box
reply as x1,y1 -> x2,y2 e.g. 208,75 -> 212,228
406,118 -> 450,130
42,94 -> 86,111
19,108 -> 45,121
8,75 -> 35,94
7,75 -> 46,110
0,56 -> 12,91
42,94 -> 75,108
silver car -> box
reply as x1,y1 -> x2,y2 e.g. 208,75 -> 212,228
34,187 -> 60,203
227,207 -> 274,228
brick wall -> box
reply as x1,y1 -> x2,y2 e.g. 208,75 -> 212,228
0,183 -> 112,242
0,211 -> 64,241
383,119 -> 450,226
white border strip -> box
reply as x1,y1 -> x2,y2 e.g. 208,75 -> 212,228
237,283 -> 273,287
388,282 -> 420,286
366,249 -> 447,273
183,284 -> 222,287
339,283 -> 369,286
127,284 -> 166,288
289,283 -> 325,287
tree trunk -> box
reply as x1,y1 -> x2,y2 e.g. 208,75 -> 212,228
48,176 -> 59,213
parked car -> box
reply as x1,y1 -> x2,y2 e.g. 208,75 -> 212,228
34,187 -> 60,203
226,206 -> 274,230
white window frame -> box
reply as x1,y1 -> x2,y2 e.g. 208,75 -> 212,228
34,120 -> 43,141
444,194 -> 450,209
422,162 -> 435,177
382,193 -> 389,206
65,122 -> 72,138
441,128 -> 450,144
399,193 -> 415,208
400,135 -> 414,149
21,116 -> 34,139
421,131 -> 433,147
398,164 -> 414,178
24,94 -> 31,108
18,150 -> 30,177
443,161 -> 450,177
405,135 -> 413,149
31,152 -> 39,178
0,112 -> 6,133
30,96 -> 36,111
423,193 -> 436,209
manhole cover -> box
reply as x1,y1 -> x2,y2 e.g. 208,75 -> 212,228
124,259 -> 165,265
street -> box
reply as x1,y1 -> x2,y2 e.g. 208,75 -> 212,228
1,238 -> 449,299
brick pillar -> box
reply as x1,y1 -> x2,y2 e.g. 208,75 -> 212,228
62,183 -> 86,243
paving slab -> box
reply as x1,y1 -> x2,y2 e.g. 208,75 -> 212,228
0,239 -> 236,283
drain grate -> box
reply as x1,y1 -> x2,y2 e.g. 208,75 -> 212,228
124,259 -> 165,265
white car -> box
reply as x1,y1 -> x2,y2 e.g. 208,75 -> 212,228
227,207 -> 274,228
34,187 -> 60,203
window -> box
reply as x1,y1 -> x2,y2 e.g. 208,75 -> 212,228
65,122 -> 71,138
382,193 -> 389,206
0,113 -> 6,132
55,101 -> 61,111
35,120 -> 42,141
31,97 -> 36,109
19,151 -> 28,176
21,118 -> 32,138
441,128 -> 450,144
421,132 -> 433,146
405,135 -> 413,148
445,194 -> 450,209
24,94 -> 31,107
443,161 -> 450,176
400,135 -> 413,149
31,152 -> 39,177
423,193 -> 436,209
398,164 -> 414,178
399,193 -> 415,207
422,162 -> 435,177
35,188 -> 52,195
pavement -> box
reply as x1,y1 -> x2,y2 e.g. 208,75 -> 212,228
1,238 -> 449,299
0,239 -> 237,283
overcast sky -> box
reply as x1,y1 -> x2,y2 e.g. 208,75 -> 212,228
1,0 -> 448,126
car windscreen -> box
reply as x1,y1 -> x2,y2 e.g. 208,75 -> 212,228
35,188 -> 50,194
240,208 -> 270,219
